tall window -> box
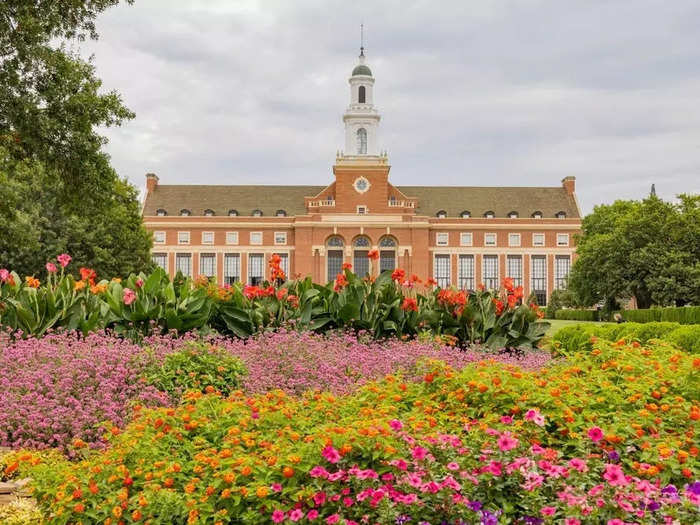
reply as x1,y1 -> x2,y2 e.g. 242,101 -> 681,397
507,255 -> 522,288
152,253 -> 167,270
379,237 -> 396,273
200,253 -> 216,278
175,253 -> 191,277
327,236 -> 344,282
223,254 -> 240,285
353,237 -> 370,277
278,253 -> 289,279
531,255 -> 547,306
434,254 -> 450,288
458,255 -> 474,291
483,255 -> 499,290
357,128 -> 367,154
358,85 -> 366,103
249,254 -> 264,285
555,255 -> 571,290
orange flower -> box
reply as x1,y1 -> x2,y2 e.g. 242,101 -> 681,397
24,276 -> 40,288
74,280 -> 86,291
256,486 -> 268,498
367,249 -> 379,261
74,503 -> 85,513
342,262 -> 352,270
282,466 -> 294,478
401,297 -> 418,312
503,277 -> 514,292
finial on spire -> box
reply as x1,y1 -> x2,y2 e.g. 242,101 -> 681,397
360,23 -> 364,57
650,183 -> 656,196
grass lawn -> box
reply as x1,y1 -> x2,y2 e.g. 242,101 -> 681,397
544,318 -> 611,337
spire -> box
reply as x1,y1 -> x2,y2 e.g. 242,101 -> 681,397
650,183 -> 656,196
360,23 -> 364,57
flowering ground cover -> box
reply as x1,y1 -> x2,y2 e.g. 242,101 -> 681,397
4,338 -> 697,524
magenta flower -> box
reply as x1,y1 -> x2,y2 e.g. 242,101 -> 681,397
289,508 -> 304,522
57,253 -> 72,267
307,509 -> 319,520
0,269 -> 9,282
271,509 -> 285,523
497,433 -> 519,452
45,262 -> 57,273
322,445 -> 341,464
525,408 -> 545,427
411,446 -> 428,460
326,514 -> 340,524
135,278 -> 144,288
123,288 -> 136,306
587,426 -> 604,442
540,506 -> 556,516
603,463 -> 629,487
389,419 -> 403,431
564,519 -> 581,525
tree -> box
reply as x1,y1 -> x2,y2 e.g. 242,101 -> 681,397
568,194 -> 700,309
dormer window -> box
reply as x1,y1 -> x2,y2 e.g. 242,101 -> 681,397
276,209 -> 287,217
228,209 -> 239,216
204,209 -> 215,216
252,209 -> 263,217
556,211 -> 567,219
326,194 -> 334,202
460,210 -> 471,218
508,211 -> 519,219
180,209 -> 191,216
532,211 -> 543,219
436,210 -> 447,218
156,209 -> 167,216
484,211 -> 495,219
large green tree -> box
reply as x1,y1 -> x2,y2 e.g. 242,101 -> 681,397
0,1 -> 152,276
568,194 -> 700,309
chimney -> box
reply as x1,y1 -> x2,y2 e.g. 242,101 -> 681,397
145,173 -> 159,193
561,176 -> 575,195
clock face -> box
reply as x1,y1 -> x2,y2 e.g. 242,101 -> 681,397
353,176 -> 370,194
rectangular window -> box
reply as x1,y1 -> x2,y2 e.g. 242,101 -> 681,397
152,253 -> 167,270
153,231 -> 166,244
226,231 -> 239,245
357,206 -> 367,215
327,249 -> 344,282
484,233 -> 497,246
531,255 -> 547,306
199,253 -> 216,277
458,254 -> 474,290
460,232 -> 473,246
248,254 -> 264,285
380,251 -> 396,272
533,233 -> 545,247
436,232 -> 449,246
223,254 -> 240,285
201,231 -> 214,244
278,253 -> 289,279
177,231 -> 190,245
353,250 -> 368,277
557,233 -> 569,246
274,232 -> 287,245
508,233 -> 521,247
483,254 -> 499,289
250,232 -> 263,245
507,255 -> 523,288
555,255 -> 571,290
434,254 -> 451,288
175,253 -> 191,277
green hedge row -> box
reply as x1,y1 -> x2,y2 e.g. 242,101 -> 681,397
554,309 -> 600,321
621,306 -> 700,324
551,321 -> 700,354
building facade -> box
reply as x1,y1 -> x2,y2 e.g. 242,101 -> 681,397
142,49 -> 582,305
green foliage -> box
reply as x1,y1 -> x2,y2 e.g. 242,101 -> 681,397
143,343 -> 247,398
621,306 -> 700,324
664,325 -> 700,354
545,288 -> 579,319
554,309 -> 599,321
568,194 -> 700,309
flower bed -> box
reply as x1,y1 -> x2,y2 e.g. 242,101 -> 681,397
6,339 -> 697,524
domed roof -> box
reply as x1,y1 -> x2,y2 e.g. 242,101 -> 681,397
352,64 -> 372,76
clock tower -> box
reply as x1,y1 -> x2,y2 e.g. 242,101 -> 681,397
342,47 -> 381,157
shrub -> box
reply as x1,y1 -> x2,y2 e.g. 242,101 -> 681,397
143,343 -> 247,399
665,325 -> 700,353
554,309 -> 599,321
622,306 -> 700,324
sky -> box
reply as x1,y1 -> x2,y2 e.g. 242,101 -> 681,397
80,0 -> 700,214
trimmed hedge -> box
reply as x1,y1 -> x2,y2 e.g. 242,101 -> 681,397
554,309 -> 600,321
621,306 -> 700,324
551,321 -> 700,354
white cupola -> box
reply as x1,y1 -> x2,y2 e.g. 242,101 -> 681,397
342,47 -> 381,156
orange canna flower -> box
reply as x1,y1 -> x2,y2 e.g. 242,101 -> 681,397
367,249 -> 379,260
25,276 -> 40,288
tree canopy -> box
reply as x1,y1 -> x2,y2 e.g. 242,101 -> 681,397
568,194 -> 700,309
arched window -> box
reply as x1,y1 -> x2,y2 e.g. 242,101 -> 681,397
508,211 -> 519,219
180,209 -> 191,216
378,236 -> 397,273
353,236 -> 371,247
358,85 -> 366,103
228,209 -> 239,216
532,211 -> 543,219
556,211 -> 567,219
357,128 -> 367,154
326,236 -> 344,247
156,208 -> 167,216
326,236 -> 345,282
353,236 -> 371,277
484,211 -> 495,219
276,209 -> 287,217
460,210 -> 471,218
252,209 -> 263,217
204,209 -> 215,216
436,210 -> 447,218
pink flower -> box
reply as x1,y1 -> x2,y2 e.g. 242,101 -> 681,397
123,288 -> 136,306
603,463 -> 628,487
411,446 -> 428,460
389,419 -> 403,431
289,508 -> 304,522
322,445 -> 341,464
540,506 -> 556,516
587,426 -> 604,442
309,466 -> 329,478
497,433 -> 519,452
326,515 -> 340,524
271,510 -> 285,523
565,519 -> 581,525
525,408 -> 545,426
500,415 -> 513,424
135,278 -> 144,288
270,483 -> 282,492
0,269 -> 9,282
607,520 -> 625,525
57,253 -> 72,268
307,509 -> 319,520
447,462 -> 460,471
568,458 -> 588,473
45,262 -> 57,273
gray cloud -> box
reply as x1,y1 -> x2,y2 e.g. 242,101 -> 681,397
81,0 -> 700,213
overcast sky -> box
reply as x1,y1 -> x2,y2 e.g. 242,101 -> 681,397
80,0 -> 700,214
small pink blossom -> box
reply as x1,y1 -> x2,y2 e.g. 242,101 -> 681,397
123,288 -> 137,306
587,426 -> 604,442
289,508 -> 304,522
497,433 -> 519,452
57,253 -> 72,267
603,464 -> 628,487
447,462 -> 460,471
540,506 -> 556,516
525,408 -> 545,426
322,445 -> 341,464
411,446 -> 428,460
389,419 -> 403,431
135,278 -> 144,288
0,269 -> 9,282
271,510 -> 285,523
325,514 -> 340,524
565,519 -> 581,525
45,262 -> 57,273
307,510 -> 319,520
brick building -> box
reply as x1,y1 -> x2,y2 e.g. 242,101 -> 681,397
142,48 -> 581,305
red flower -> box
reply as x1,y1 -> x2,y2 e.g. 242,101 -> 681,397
410,274 -> 421,283
243,285 -> 259,300
391,268 -> 406,282
503,277 -> 514,292
276,288 -> 288,300
513,285 -> 524,299
79,267 -> 97,285
334,273 -> 348,292
401,297 -> 418,312
287,295 -> 299,308
507,294 -> 518,309
493,298 -> 504,315
367,249 -> 379,261
342,262 -> 352,270
426,278 -> 438,287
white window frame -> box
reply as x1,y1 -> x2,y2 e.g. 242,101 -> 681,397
175,253 -> 192,277
199,253 -> 216,278
274,232 -> 287,245
151,253 -> 167,270
248,253 -> 265,285
226,231 -> 239,245
223,253 -> 240,285
482,254 -> 499,289
484,232 -> 497,246
433,254 -> 451,288
357,205 -> 368,215
177,231 -> 190,245
460,232 -> 473,247
557,233 -> 570,247
250,232 -> 263,245
201,231 -> 214,245
153,231 -> 166,244
533,233 -> 545,247
508,233 -> 521,247
530,254 -> 548,306
436,232 -> 449,246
